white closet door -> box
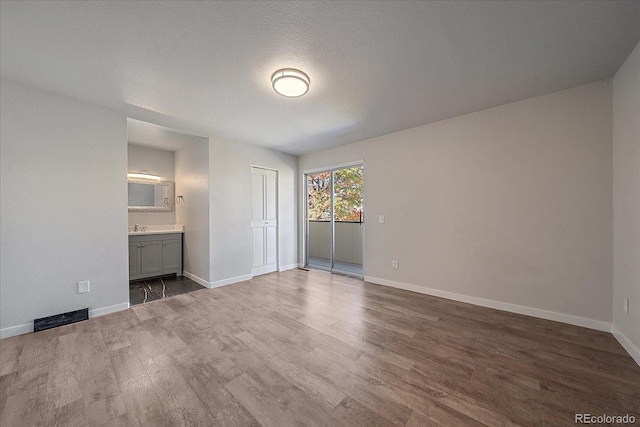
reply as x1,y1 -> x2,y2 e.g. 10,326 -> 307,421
251,167 -> 278,276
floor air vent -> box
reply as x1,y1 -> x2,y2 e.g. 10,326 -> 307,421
34,308 -> 89,332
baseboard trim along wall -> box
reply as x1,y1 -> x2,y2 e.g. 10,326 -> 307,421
210,274 -> 252,288
183,271 -> 211,288
612,325 -> 640,366
90,302 -> 130,318
0,323 -> 32,339
0,301 -> 130,339
364,276 -> 612,332
279,264 -> 298,272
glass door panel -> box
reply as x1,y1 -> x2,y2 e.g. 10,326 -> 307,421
331,166 -> 364,276
306,171 -> 332,271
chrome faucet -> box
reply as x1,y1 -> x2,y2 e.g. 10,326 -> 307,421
134,224 -> 139,232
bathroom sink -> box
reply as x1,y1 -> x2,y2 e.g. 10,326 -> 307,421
128,225 -> 184,235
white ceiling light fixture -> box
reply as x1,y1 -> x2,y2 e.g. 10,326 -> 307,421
271,68 -> 310,98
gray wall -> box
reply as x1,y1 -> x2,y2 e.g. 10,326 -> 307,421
613,42 -> 640,360
209,137 -> 298,285
299,80 -> 613,326
127,144 -> 176,226
175,137 -> 210,285
0,79 -> 129,337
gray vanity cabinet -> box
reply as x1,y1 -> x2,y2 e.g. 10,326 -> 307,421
140,240 -> 162,275
129,233 -> 183,281
162,239 -> 182,270
129,242 -> 142,276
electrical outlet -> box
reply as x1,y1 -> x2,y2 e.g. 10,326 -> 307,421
392,260 -> 398,270
78,280 -> 90,294
379,215 -> 385,224
624,298 -> 629,314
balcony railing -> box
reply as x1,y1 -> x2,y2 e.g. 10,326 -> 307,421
307,220 -> 363,265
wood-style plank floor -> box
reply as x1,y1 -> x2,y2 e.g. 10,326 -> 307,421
1,269 -> 638,426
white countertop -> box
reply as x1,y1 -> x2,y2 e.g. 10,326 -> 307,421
128,225 -> 184,236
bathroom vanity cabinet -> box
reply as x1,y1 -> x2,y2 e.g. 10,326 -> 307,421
128,233 -> 183,280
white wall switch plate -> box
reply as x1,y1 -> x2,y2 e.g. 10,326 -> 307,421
392,260 -> 398,270
379,215 -> 385,224
78,280 -> 90,294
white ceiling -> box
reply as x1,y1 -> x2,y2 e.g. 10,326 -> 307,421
127,118 -> 202,152
1,1 -> 638,155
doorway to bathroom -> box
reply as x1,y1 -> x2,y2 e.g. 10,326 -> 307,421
126,118 -> 211,305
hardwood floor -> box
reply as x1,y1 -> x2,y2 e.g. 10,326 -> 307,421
1,269 -> 638,426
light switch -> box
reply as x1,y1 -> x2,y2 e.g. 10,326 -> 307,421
379,215 -> 385,224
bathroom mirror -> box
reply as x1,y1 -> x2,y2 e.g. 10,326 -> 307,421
128,178 -> 175,212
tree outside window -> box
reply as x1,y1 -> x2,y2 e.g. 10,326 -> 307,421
307,167 -> 363,222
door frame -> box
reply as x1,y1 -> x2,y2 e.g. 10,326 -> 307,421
303,160 -> 365,277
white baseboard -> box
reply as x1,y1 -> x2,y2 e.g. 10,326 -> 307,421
183,271 -> 211,288
0,302 -> 130,339
210,274 -> 252,288
612,324 -> 640,366
90,302 -> 130,318
364,276 -> 611,332
279,264 -> 298,272
0,323 -> 32,339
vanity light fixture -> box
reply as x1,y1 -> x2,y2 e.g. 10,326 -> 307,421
127,172 -> 161,181
271,68 -> 310,97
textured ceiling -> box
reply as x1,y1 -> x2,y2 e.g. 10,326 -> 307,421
1,1 -> 639,155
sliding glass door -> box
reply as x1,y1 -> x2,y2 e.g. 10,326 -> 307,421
306,165 -> 363,277
306,170 -> 332,271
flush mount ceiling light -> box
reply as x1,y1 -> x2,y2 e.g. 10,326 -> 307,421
271,68 -> 310,97
127,172 -> 161,181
